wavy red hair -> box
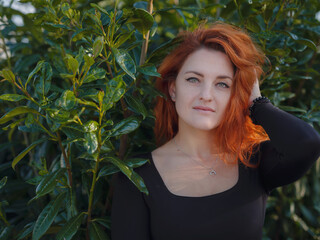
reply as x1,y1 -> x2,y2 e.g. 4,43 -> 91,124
153,22 -> 269,167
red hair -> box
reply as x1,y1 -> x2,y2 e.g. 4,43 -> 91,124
153,22 -> 269,167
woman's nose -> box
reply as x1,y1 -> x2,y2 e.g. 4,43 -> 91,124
199,84 -> 213,102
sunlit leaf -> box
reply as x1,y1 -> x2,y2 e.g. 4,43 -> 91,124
0,94 -> 27,102
111,48 -> 136,80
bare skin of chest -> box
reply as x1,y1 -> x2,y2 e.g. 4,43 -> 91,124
151,150 -> 239,197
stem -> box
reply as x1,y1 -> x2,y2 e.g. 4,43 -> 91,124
56,132 -> 73,187
86,155 -> 100,239
137,0 -> 153,88
0,33 -> 11,69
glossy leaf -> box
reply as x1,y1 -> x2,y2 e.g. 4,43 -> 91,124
35,62 -> 52,97
97,165 -> 119,179
107,156 -> 148,195
65,55 -> 79,74
0,107 -> 40,125
0,176 -> 7,189
0,226 -> 13,240
84,132 -> 98,154
56,90 -> 77,110
56,212 -> 85,240
46,109 -> 70,123
125,158 -> 149,168
93,36 -> 104,58
1,69 -> 15,83
129,8 -> 154,37
32,192 -> 65,240
110,116 -> 140,137
83,68 -> 107,83
89,222 -> 110,240
35,168 -> 66,198
111,48 -> 136,80
125,94 -> 148,119
137,64 -> 161,77
26,60 -> 44,88
12,138 -> 48,169
83,120 -> 99,132
0,94 -> 27,102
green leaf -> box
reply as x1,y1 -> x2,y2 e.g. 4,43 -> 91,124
0,94 -> 27,102
65,55 -> 79,74
46,109 -> 70,123
125,95 -> 148,119
137,64 -> 161,77
89,222 -> 110,240
93,36 -> 104,58
17,222 -> 34,240
296,38 -> 317,51
83,68 -> 106,83
0,106 -> 40,125
280,31 -> 317,51
26,61 -> 44,88
35,62 -> 52,98
0,176 -> 7,189
114,31 -> 134,48
56,212 -> 85,240
111,48 -> 136,80
90,3 -> 111,17
245,17 -> 261,33
83,120 -> 99,132
12,138 -> 48,169
84,132 -> 98,154
125,158 -> 149,168
35,168 -> 67,198
129,8 -> 154,38
32,192 -> 65,240
97,165 -> 119,179
1,69 -> 15,83
107,156 -> 148,194
56,90 -> 77,110
0,226 -> 13,240
84,55 -> 95,69
111,116 -> 140,137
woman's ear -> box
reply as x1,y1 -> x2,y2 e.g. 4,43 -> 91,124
168,81 -> 176,102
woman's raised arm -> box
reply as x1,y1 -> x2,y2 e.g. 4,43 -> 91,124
252,102 -> 320,193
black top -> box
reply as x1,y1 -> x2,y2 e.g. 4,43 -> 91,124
111,103 -> 320,240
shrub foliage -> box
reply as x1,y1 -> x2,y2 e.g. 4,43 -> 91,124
0,0 -> 320,239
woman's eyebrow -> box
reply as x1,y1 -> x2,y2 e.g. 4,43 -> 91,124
184,71 -> 204,77
217,75 -> 233,81
185,71 -> 233,81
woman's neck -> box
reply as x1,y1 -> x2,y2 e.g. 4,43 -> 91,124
173,127 -> 219,161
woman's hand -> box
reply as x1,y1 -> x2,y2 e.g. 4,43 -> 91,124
249,78 -> 262,106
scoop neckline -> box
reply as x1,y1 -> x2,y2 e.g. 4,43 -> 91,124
149,152 -> 241,199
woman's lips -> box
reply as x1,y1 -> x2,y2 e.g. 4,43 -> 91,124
193,106 -> 215,112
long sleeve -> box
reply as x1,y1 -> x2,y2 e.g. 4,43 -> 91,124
111,172 -> 151,240
252,102 -> 320,193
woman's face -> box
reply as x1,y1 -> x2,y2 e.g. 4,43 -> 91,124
169,47 -> 234,132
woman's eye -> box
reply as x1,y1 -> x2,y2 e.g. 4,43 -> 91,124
186,77 -> 199,83
217,82 -> 229,88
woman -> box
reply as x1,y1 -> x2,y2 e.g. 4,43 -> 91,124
111,23 -> 320,239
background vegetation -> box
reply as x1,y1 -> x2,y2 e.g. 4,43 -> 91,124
0,0 -> 320,239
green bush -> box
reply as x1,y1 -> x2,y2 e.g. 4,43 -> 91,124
0,0 -> 319,239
